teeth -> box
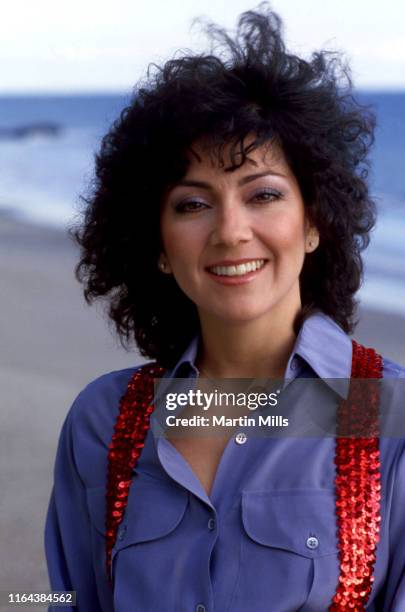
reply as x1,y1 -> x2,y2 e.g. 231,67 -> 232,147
210,259 -> 265,277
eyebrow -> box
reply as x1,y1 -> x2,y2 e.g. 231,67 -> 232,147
173,170 -> 287,190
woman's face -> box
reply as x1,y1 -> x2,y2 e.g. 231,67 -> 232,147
160,140 -> 318,328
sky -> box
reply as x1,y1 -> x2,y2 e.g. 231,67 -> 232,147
1,0 -> 405,93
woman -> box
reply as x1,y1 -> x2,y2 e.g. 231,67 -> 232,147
45,6 -> 405,611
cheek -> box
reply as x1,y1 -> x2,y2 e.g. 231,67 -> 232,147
263,212 -> 306,254
161,221 -> 203,268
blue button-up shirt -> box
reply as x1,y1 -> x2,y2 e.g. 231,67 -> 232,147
45,313 -> 405,611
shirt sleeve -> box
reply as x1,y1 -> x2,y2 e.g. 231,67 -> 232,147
381,443 -> 405,610
44,404 -> 110,612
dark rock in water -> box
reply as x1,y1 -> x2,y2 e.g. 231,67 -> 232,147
0,122 -> 62,140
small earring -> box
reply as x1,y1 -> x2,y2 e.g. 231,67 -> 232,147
159,261 -> 166,271
308,240 -> 313,248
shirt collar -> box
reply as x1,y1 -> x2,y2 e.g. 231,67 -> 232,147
288,312 -> 352,398
166,312 -> 352,399
167,336 -> 199,379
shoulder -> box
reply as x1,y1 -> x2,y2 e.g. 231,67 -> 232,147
60,363 -> 154,487
69,365 -> 141,427
382,356 -> 405,378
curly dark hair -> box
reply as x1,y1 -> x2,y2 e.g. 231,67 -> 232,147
72,4 -> 376,367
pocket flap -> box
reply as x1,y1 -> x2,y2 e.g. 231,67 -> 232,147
86,477 -> 188,546
241,489 -> 337,558
115,478 -> 188,548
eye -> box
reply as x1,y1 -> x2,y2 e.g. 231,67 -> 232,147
175,199 -> 209,213
250,188 -> 283,203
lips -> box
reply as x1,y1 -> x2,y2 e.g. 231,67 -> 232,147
206,258 -> 267,277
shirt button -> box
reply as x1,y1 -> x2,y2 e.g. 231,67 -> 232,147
306,536 -> 319,550
207,518 -> 216,531
235,432 -> 247,445
117,525 -> 127,541
196,605 -> 206,612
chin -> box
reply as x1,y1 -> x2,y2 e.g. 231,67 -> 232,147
209,303 -> 273,324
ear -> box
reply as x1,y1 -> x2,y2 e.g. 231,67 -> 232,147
305,226 -> 320,253
158,253 -> 172,274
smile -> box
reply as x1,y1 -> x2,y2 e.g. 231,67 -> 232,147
208,259 -> 267,277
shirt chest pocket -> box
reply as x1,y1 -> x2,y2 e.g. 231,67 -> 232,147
86,477 -> 189,590
234,489 -> 340,612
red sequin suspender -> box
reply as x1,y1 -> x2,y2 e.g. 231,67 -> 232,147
330,340 -> 382,610
105,364 -> 165,578
105,341 -> 383,611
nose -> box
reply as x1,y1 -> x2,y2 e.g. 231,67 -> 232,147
209,202 -> 253,247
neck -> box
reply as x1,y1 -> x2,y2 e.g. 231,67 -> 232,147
196,306 -> 299,380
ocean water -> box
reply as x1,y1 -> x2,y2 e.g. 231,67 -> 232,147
0,92 -> 404,315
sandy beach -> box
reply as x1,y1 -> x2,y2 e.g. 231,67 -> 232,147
0,213 -> 140,602
1,212 -> 404,603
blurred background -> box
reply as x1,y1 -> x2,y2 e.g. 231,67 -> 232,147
0,0 -> 404,605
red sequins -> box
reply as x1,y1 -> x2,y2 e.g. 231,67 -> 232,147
330,341 -> 382,610
105,364 -> 165,579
